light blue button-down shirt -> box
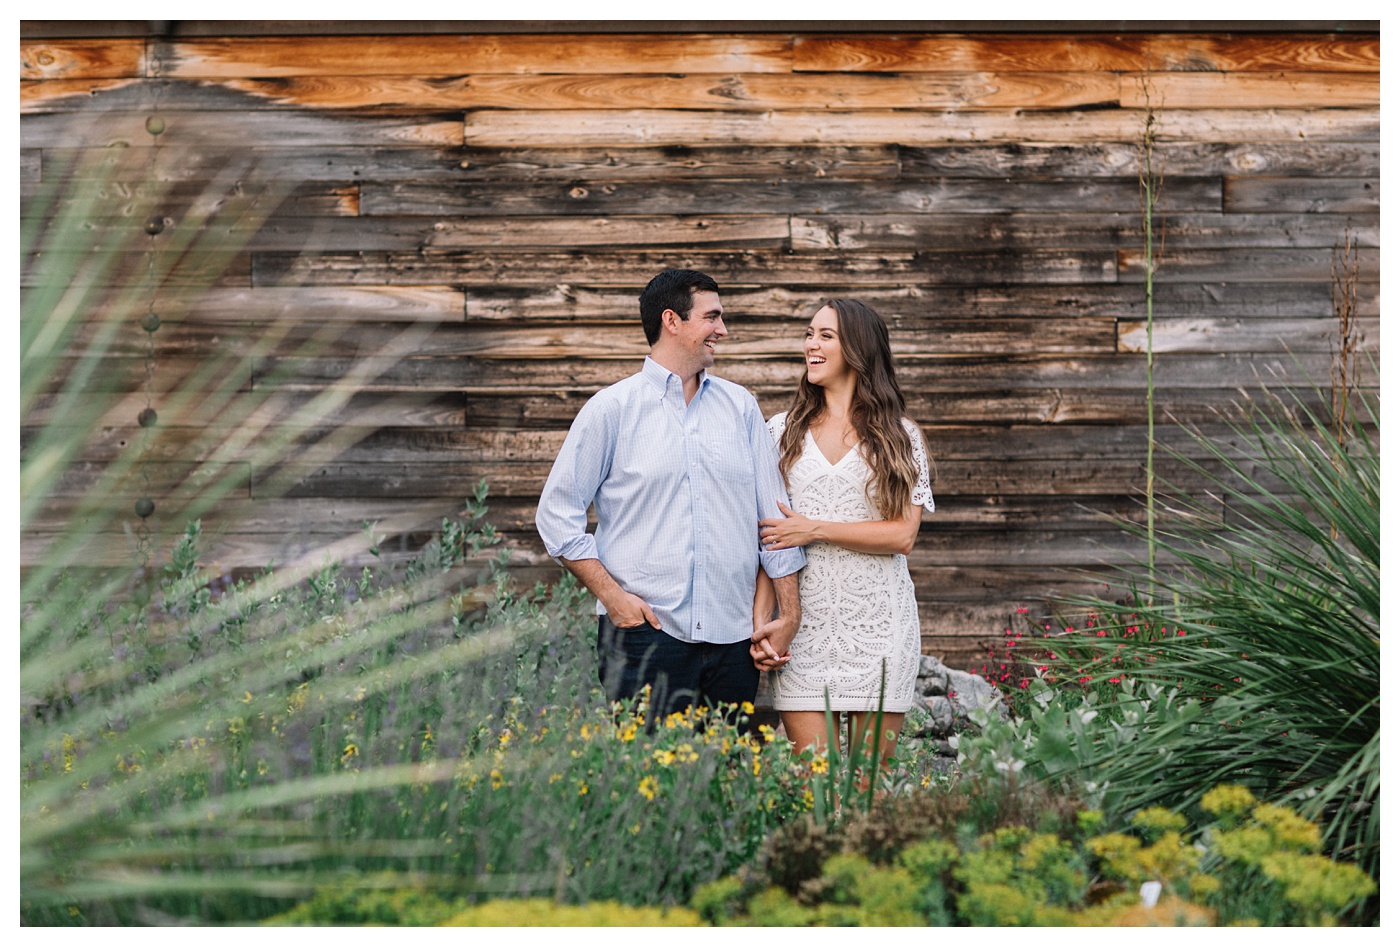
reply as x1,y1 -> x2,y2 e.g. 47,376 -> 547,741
536,357 -> 806,645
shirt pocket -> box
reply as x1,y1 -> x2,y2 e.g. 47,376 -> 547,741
700,428 -> 753,485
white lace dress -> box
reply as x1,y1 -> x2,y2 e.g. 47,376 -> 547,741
766,413 -> 935,713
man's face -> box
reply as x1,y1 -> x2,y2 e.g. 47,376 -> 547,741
672,289 -> 727,372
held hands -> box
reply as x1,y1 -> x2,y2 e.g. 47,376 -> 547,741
759,501 -> 818,550
750,614 -> 798,672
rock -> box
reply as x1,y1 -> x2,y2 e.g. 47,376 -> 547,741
918,655 -> 950,695
943,666 -> 1008,719
907,695 -> 955,736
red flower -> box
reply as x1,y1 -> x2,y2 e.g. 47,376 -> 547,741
1109,677 -> 1121,684
1018,680 -> 1029,689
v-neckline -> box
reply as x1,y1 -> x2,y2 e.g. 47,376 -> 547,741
807,429 -> 857,467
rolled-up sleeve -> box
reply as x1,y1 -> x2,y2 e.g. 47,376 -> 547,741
748,400 -> 806,579
535,397 -> 614,562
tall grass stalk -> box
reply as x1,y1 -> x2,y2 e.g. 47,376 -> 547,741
1137,65 -> 1165,580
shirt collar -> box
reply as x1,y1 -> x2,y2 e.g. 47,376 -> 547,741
642,356 -> 707,398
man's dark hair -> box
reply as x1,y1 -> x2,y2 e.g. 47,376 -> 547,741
639,269 -> 721,346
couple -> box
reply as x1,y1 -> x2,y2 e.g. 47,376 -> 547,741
535,269 -> 934,764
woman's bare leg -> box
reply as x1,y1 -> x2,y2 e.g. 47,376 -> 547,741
848,711 -> 904,769
780,710 -> 834,755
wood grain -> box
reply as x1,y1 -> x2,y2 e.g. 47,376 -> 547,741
58,71 -> 1121,112
21,110 -> 462,149
791,212 -> 1375,251
253,248 -> 1119,287
792,33 -> 1380,74
1223,176 -> 1378,213
361,178 -> 1223,217
898,141 -> 1381,178
1120,71 -> 1379,109
1119,247 -> 1380,282
19,39 -> 146,80
26,144 -> 902,184
462,282 -> 1377,321
1119,317 -> 1379,354
461,108 -> 1380,146
150,35 -> 796,78
426,215 -> 794,249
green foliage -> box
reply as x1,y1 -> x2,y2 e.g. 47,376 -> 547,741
21,495 -> 827,922
698,784 -> 1372,927
1056,390 -> 1379,882
264,876 -> 463,925
440,898 -> 701,926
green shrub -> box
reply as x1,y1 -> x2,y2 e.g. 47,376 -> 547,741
697,784 -> 1373,927
441,898 -> 701,926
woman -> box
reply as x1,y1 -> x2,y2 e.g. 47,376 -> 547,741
752,298 -> 934,766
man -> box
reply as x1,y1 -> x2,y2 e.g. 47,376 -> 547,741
535,269 -> 804,730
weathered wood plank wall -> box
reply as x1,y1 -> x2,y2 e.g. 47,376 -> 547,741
20,24 -> 1380,668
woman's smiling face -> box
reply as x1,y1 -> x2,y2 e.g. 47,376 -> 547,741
804,305 -> 849,387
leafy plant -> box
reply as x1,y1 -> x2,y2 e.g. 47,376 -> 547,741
1046,387 -> 1379,882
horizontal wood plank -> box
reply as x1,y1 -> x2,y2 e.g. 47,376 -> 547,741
105,71 -> 1122,111
435,352 -> 1371,394
1119,317 -> 1379,354
447,386 -> 1342,430
252,249 -> 1119,287
898,141 -> 1381,178
1121,71 -> 1379,109
19,39 -> 147,80
461,108 -> 1380,147
149,35 -> 797,78
20,110 -> 462,149
791,212 -> 1375,251
25,144 -> 903,183
1223,176 -> 1378,213
462,282 -> 1377,321
20,179 -> 357,219
30,421 -> 1294,468
20,72 -> 1125,112
25,390 -> 469,431
426,216 -> 793,249
791,33 -> 1380,73
361,178 -> 1223,216
1119,247 -> 1380,282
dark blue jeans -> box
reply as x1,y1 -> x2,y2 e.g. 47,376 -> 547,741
596,616 -> 759,734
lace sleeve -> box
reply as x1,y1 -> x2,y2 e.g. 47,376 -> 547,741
766,411 -> 787,446
904,418 -> 936,512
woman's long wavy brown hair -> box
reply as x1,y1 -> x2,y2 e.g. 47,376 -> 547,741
777,298 -> 929,520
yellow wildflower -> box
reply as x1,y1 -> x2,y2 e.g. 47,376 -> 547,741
498,730 -> 512,749
637,775 -> 659,801
490,768 -> 505,790
1200,784 -> 1257,820
577,781 -> 589,796
1252,803 -> 1322,852
741,701 -> 755,715
341,743 -> 359,761
580,724 -> 593,740
654,749 -> 676,767
677,743 -> 698,764
810,754 -> 829,775
618,724 -> 637,742
548,773 -> 562,784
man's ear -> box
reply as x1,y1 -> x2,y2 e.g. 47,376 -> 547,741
661,308 -> 680,335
